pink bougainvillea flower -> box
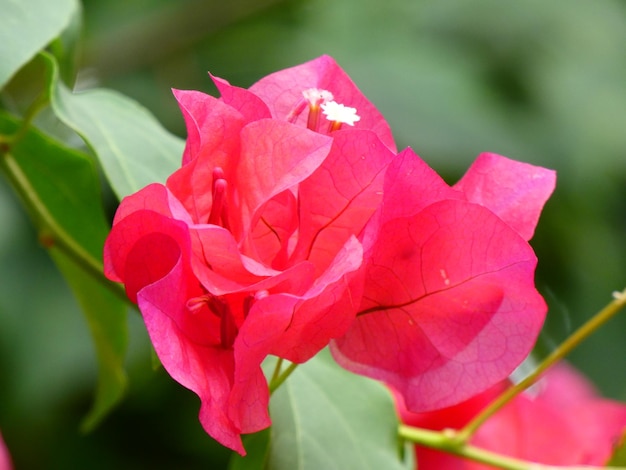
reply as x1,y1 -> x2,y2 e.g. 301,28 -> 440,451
331,149 -> 556,412
104,56 -> 396,454
396,363 -> 626,468
0,431 -> 12,470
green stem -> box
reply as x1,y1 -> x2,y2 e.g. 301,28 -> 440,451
399,425 -> 623,470
3,89 -> 50,147
269,361 -> 298,394
455,287 -> 626,444
1,90 -> 129,303
0,150 -> 128,303
269,357 -> 284,387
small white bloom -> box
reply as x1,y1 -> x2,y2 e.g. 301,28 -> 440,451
302,88 -> 334,105
321,101 -> 361,126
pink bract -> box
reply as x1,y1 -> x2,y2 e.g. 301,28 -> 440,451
104,55 -> 395,454
331,149 -> 556,412
396,363 -> 626,468
0,431 -> 12,470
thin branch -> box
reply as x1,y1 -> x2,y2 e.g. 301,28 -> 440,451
455,287 -> 626,444
269,361 -> 298,394
0,149 -> 128,303
399,424 -> 624,470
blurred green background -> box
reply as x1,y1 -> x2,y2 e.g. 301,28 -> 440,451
1,0 -> 625,468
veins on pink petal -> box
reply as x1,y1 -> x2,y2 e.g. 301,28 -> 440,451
356,258 -> 530,318
298,160 -> 386,263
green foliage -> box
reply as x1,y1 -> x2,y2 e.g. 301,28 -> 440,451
0,0 -> 188,459
265,350 -> 412,470
229,429 -> 271,470
0,112 -> 128,431
50,251 -> 128,432
48,2 -> 84,87
230,355 -> 414,470
0,0 -> 78,88
41,52 -> 183,199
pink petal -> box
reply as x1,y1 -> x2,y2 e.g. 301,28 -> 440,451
538,362 -> 599,405
569,402 -> 626,464
137,258 -> 264,455
270,235 -> 364,363
122,212 -> 270,455
245,189 -> 299,269
189,223 -> 317,296
105,210 -> 190,302
469,365 -> 626,466
232,237 -> 363,373
473,396 -> 581,466
109,183 -> 172,224
289,129 -> 395,274
228,295 -> 296,430
217,248 -> 364,438
211,74 -> 272,122
454,153 -> 556,241
110,182 -> 193,226
331,200 -> 546,411
392,383 -> 505,470
378,148 -> 460,224
237,119 -> 332,230
531,364 -> 626,464
188,224 -> 269,293
172,89 -> 245,167
248,55 -> 396,151
169,90 -> 246,224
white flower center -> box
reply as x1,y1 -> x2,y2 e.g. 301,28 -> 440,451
321,101 -> 361,126
286,88 -> 360,133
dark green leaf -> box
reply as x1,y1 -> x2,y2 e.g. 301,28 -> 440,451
0,112 -> 128,429
229,428 -> 271,470
268,350 -> 412,470
0,0 -> 78,89
49,249 -> 128,431
42,52 -> 183,199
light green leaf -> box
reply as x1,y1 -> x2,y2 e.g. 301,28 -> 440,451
0,0 -> 78,89
0,112 -> 128,429
48,1 -> 83,87
268,350 -> 412,470
41,52 -> 183,199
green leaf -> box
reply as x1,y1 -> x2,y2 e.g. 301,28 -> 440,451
0,0 -> 78,89
607,428 -> 626,466
48,2 -> 84,87
228,428 -> 271,470
0,112 -> 128,429
268,350 -> 412,470
50,249 -> 128,431
41,52 -> 183,199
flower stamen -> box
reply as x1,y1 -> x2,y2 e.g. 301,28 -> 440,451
303,89 -> 334,131
208,167 -> 228,226
242,290 -> 269,318
186,294 -> 211,314
186,293 -> 238,349
286,88 -> 335,132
